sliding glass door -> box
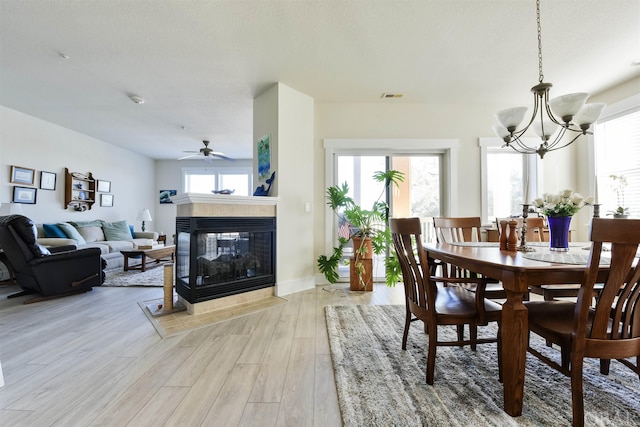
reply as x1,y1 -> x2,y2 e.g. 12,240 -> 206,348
334,154 -> 442,280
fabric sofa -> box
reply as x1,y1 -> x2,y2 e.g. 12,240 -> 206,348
35,220 -> 159,271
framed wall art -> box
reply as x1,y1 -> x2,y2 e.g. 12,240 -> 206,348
159,189 -> 177,204
10,165 -> 35,185
257,134 -> 271,180
13,186 -> 37,204
97,180 -> 111,192
101,194 -> 114,207
40,171 -> 57,190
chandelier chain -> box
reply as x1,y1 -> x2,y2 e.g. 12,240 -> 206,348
536,0 -> 544,83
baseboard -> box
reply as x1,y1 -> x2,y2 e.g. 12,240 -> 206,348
275,276 -> 315,296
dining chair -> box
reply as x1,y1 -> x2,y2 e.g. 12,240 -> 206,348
390,217 -> 503,384
525,218 -> 640,427
495,216 -> 544,244
433,217 -> 509,300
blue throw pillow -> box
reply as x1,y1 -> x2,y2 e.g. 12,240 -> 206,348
129,224 -> 135,238
102,220 -> 134,241
43,223 -> 67,238
57,222 -> 87,245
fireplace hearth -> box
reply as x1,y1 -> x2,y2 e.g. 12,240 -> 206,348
175,216 -> 276,304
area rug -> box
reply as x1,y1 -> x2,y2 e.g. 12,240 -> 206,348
102,266 -> 164,287
326,305 -> 639,426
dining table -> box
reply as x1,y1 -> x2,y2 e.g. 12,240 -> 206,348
423,241 -> 611,418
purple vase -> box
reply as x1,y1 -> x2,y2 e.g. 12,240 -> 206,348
547,216 -> 572,252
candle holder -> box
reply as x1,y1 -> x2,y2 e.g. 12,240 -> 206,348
592,204 -> 601,218
518,204 -> 536,252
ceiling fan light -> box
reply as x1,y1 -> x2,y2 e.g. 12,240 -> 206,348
548,93 -> 589,121
532,121 -> 559,139
574,103 -> 607,126
496,107 -> 528,130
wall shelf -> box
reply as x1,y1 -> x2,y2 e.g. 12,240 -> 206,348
64,168 -> 95,211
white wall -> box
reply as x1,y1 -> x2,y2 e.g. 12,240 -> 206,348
0,106 -> 155,229
254,83 -> 315,295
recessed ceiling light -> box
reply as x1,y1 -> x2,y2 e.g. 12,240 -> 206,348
129,95 -> 145,104
58,52 -> 70,60
381,93 -> 403,99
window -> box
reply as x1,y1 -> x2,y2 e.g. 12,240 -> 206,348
594,95 -> 640,217
183,167 -> 252,196
480,138 -> 538,225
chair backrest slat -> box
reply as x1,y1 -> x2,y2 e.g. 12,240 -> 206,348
433,217 -> 482,243
391,217 -> 436,312
581,218 -> 640,343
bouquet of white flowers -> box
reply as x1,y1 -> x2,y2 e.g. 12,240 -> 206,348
532,189 -> 594,217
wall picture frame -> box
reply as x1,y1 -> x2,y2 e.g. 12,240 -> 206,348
40,171 -> 57,190
101,194 -> 114,207
97,180 -> 111,192
13,186 -> 37,204
159,189 -> 177,204
10,165 -> 35,185
257,134 -> 271,180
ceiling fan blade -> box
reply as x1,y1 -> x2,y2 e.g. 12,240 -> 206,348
211,152 -> 235,162
182,150 -> 199,153
178,153 -> 201,160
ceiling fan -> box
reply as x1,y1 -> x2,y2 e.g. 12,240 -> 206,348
178,140 -> 235,162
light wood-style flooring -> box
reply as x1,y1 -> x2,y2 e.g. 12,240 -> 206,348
0,281 -> 405,426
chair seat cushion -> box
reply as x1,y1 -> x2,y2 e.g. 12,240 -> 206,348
525,301 -> 601,345
435,284 -> 502,318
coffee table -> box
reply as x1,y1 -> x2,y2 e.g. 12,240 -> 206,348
121,245 -> 175,272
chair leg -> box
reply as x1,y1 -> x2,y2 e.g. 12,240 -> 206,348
570,356 -> 585,427
426,323 -> 437,385
456,325 -> 464,347
402,307 -> 411,350
600,359 -> 611,375
470,324 -> 478,351
497,324 -> 503,383
561,344 -> 570,370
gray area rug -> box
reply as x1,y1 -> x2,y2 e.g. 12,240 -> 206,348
326,305 -> 640,426
102,266 -> 165,287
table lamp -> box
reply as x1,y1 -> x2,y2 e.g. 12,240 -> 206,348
136,208 -> 152,232
0,203 -> 24,216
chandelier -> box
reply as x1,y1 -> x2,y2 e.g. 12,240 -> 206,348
492,0 -> 606,159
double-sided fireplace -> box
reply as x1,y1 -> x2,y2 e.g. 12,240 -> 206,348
175,216 -> 276,304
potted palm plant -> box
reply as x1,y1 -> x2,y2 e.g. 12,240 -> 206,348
317,169 -> 404,290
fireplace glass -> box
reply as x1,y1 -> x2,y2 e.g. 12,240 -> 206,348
175,217 -> 275,303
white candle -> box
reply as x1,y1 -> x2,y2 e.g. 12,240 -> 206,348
523,169 -> 530,204
594,176 -> 599,204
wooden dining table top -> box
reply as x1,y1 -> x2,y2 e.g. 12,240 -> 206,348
423,241 -> 609,418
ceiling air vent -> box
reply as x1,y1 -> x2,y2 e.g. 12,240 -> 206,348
381,93 -> 403,99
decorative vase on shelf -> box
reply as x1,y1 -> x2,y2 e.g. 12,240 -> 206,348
547,216 -> 572,252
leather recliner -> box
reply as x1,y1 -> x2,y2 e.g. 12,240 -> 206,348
0,214 -> 104,304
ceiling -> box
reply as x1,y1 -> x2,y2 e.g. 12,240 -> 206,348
1,0 -> 638,160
